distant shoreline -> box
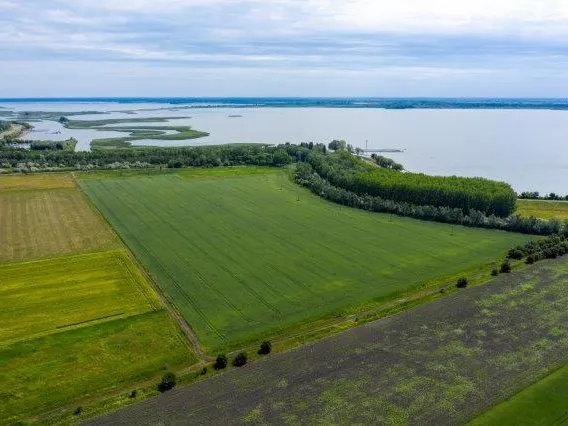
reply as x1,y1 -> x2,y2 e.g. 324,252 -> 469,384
1,97 -> 568,111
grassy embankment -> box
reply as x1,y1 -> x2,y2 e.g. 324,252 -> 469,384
80,168 -> 532,353
0,173 -> 197,424
517,199 -> 568,220
60,117 -> 210,149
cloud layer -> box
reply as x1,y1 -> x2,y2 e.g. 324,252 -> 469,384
1,0 -> 567,96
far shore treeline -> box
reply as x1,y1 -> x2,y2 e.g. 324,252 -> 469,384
0,141 -> 564,236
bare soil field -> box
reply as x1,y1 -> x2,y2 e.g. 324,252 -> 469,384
0,189 -> 119,262
89,257 -> 568,425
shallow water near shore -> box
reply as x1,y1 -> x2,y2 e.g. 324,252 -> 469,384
2,101 -> 568,194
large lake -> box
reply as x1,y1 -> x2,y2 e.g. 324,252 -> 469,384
2,102 -> 568,194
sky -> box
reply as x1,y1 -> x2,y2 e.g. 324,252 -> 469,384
1,0 -> 568,97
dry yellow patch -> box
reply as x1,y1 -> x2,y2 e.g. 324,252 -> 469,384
517,199 -> 568,220
0,173 -> 75,191
0,189 -> 120,262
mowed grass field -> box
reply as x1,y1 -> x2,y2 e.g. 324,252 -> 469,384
1,310 -> 196,423
517,199 -> 568,220
471,362 -> 568,425
0,172 -> 197,423
0,189 -> 119,262
0,251 -> 160,345
81,169 -> 531,350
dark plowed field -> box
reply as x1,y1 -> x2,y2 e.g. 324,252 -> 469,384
88,258 -> 568,425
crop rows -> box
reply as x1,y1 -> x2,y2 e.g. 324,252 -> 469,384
81,170 -> 529,351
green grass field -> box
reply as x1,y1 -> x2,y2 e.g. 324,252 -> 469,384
81,169 -> 531,351
517,199 -> 568,220
1,310 -> 196,423
0,251 -> 160,345
471,362 -> 568,425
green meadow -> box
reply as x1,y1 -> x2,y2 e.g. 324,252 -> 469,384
81,169 -> 531,351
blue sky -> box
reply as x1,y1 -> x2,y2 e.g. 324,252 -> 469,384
1,0 -> 568,97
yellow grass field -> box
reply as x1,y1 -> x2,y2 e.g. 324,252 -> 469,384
517,199 -> 568,220
0,251 -> 161,345
0,172 -> 75,191
0,189 -> 120,262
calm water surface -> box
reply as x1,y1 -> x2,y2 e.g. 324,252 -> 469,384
2,102 -> 567,194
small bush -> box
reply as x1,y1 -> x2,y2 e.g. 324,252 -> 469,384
258,341 -> 272,355
129,390 -> 137,399
158,372 -> 177,393
456,277 -> 468,289
526,255 -> 535,265
233,352 -> 248,367
73,407 -> 82,415
213,354 -> 228,370
491,269 -> 499,276
500,261 -> 512,273
507,248 -> 524,260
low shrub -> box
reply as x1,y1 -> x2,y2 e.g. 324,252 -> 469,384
491,269 -> 499,276
258,341 -> 272,355
73,407 -> 82,415
129,390 -> 137,399
456,277 -> 468,289
500,261 -> 512,273
213,354 -> 228,370
158,372 -> 177,393
233,352 -> 248,367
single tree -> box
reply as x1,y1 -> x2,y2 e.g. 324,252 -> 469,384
258,341 -> 272,355
158,372 -> 177,392
456,277 -> 468,289
213,354 -> 228,370
233,352 -> 248,367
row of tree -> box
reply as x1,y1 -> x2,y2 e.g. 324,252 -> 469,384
306,151 -> 517,217
0,144 -> 296,171
507,234 -> 568,263
371,154 -> 404,171
295,162 -> 565,236
518,191 -> 568,201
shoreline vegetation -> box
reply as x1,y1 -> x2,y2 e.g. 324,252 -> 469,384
58,116 -> 210,149
3,97 -> 568,110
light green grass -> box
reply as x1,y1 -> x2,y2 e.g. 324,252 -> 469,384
0,251 -> 160,345
471,362 -> 568,425
517,199 -> 568,220
81,170 -> 532,351
0,310 -> 196,423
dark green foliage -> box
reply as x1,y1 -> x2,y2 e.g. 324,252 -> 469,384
233,352 -> 248,367
456,277 -> 468,289
371,154 -> 404,171
507,248 -> 525,260
306,151 -> 517,217
500,261 -> 512,274
328,140 -> 347,151
158,372 -> 177,392
201,367 -> 207,375
258,341 -> 272,355
491,269 -> 499,276
0,143 -> 296,170
213,355 -> 228,370
295,163 -> 564,236
73,406 -> 82,415
526,255 -> 536,265
29,138 -> 77,152
129,390 -> 137,398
